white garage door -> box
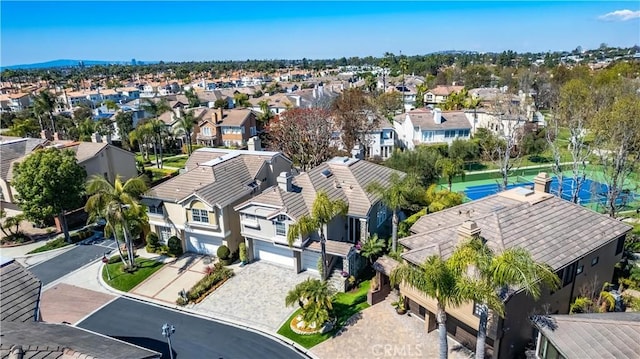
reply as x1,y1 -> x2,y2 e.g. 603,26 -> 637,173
301,250 -> 321,274
186,233 -> 222,255
253,240 -> 295,267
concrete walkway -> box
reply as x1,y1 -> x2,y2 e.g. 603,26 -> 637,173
311,297 -> 474,359
130,254 -> 207,303
195,261 -> 319,332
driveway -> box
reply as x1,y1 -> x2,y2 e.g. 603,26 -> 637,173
130,254 -> 206,303
40,283 -> 115,325
194,261 -> 318,331
311,297 -> 474,359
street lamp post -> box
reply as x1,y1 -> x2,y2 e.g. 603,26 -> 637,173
161,323 -> 176,359
102,253 -> 111,281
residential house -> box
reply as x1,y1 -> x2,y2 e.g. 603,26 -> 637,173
394,108 -> 472,149
0,93 -> 31,112
214,108 -> 258,148
142,148 -> 293,254
0,258 -> 160,358
1,138 -> 137,204
424,85 -> 465,105
364,124 -> 399,160
379,173 -> 632,358
234,157 -> 404,283
532,312 -> 640,359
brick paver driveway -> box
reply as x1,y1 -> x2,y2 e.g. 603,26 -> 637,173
40,283 -> 115,325
311,297 -> 474,359
194,261 -> 318,331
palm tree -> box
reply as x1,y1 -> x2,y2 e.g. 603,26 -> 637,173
129,123 -> 155,162
257,100 -> 273,127
287,191 -> 348,280
450,237 -> 560,359
33,90 -> 57,132
359,234 -> 385,264
366,172 -> 421,252
391,255 -> 466,359
85,175 -> 148,269
285,278 -> 334,329
174,109 -> 196,155
436,157 -> 465,191
148,119 -> 170,169
141,98 -> 171,168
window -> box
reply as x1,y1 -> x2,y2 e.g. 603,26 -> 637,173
473,302 -> 485,317
616,237 -> 624,255
149,204 -> 164,215
243,213 -> 259,228
158,226 -> 171,244
202,127 -> 211,136
274,221 -> 286,236
422,131 -> 434,142
191,208 -> 209,223
250,126 -> 257,136
444,130 -> 456,138
576,265 -> 584,275
377,205 -> 387,227
591,257 -> 599,266
459,129 -> 470,137
562,262 -> 576,286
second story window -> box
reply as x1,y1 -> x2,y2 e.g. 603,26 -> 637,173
275,221 -> 286,236
149,205 -> 164,215
191,208 -> 209,223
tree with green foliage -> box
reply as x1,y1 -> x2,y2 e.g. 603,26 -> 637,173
436,157 -> 465,191
115,111 -> 134,150
285,278 -> 334,329
287,191 -> 348,279
391,255 -> 466,359
385,146 -> 441,186
85,175 -> 148,269
184,88 -> 201,108
33,90 -> 58,132
12,148 -> 86,242
359,234 -> 386,264
451,236 -> 559,359
424,184 -> 465,213
233,92 -> 251,107
141,98 -> 171,168
174,109 -> 196,155
366,172 -> 421,252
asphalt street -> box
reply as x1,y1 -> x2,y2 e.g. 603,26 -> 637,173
29,238 -> 117,286
77,297 -> 306,359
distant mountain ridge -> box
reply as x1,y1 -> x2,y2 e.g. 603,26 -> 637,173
2,59 -> 158,70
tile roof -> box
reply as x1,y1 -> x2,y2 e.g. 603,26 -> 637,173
0,259 -> 41,322
402,188 -> 632,270
396,109 -> 471,130
184,148 -> 286,172
0,321 -> 160,359
428,85 -> 465,96
0,138 -> 47,180
306,239 -> 353,257
216,108 -> 254,127
534,313 -> 640,359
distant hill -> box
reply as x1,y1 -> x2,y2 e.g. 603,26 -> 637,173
2,59 -> 158,70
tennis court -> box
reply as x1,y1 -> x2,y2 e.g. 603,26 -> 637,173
464,176 -> 638,206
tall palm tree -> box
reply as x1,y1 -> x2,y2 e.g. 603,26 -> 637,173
450,237 -> 560,359
148,119 -> 170,169
287,191 -> 348,280
436,157 -> 465,191
359,234 -> 385,264
33,90 -> 57,132
391,255 -> 466,359
85,175 -> 148,269
366,172 -> 421,252
129,123 -> 155,162
141,98 -> 171,168
174,109 -> 196,155
285,278 -> 334,328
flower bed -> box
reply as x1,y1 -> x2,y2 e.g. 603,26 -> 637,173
176,263 -> 233,306
290,315 -> 321,335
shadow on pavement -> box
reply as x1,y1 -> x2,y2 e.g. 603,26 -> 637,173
114,336 -> 177,358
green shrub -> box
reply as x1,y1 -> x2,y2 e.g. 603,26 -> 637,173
167,236 -> 183,257
239,243 -> 248,263
217,245 -> 230,260
146,232 -> 160,253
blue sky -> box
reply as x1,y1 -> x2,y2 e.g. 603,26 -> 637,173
1,1 -> 638,66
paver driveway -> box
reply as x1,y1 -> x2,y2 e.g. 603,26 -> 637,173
40,283 -> 115,325
194,261 -> 319,331
311,297 -> 474,359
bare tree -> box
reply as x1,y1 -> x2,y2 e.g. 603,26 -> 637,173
487,93 -> 525,190
266,108 -> 335,171
332,88 -> 378,156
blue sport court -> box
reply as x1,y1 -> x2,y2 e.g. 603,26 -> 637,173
464,177 -> 637,206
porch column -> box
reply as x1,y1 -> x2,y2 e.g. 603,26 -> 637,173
359,218 -> 368,242
425,311 -> 437,332
246,238 -> 255,262
294,251 -> 302,273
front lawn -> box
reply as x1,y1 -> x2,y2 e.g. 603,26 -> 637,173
277,280 -> 370,348
161,156 -> 188,168
102,257 -> 164,292
27,237 -> 70,254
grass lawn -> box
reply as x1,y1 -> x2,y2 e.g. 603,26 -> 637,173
144,167 -> 179,182
277,280 -> 371,349
102,257 -> 165,292
161,156 -> 188,168
27,237 -> 70,254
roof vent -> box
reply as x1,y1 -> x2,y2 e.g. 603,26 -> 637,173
321,169 -> 333,178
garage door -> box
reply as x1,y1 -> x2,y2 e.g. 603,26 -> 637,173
253,240 -> 294,267
301,250 -> 321,274
186,233 -> 222,255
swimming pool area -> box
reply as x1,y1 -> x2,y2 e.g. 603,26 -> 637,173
464,177 -> 638,206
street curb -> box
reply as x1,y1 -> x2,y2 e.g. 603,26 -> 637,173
96,261 -> 319,359
41,247 -> 116,292
17,243 -> 76,261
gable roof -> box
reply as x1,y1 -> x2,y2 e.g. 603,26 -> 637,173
402,188 -> 632,270
428,85 -> 465,96
216,108 -> 254,127
236,157 -> 405,219
0,137 -> 48,180
396,109 -> 471,130
0,321 -> 160,359
534,313 -> 640,359
0,258 -> 41,322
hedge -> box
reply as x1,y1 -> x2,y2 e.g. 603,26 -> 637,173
178,263 -> 233,305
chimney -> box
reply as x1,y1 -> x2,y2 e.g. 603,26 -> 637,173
433,108 -> 442,124
218,107 -> 224,122
533,172 -> 552,193
457,220 -> 481,242
247,136 -> 261,151
277,171 -> 293,192
9,345 -> 24,359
